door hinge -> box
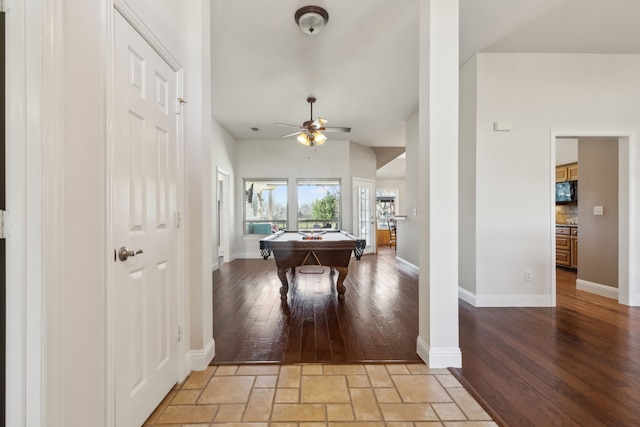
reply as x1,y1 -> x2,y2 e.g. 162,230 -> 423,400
175,211 -> 181,228
0,210 -> 7,239
177,325 -> 182,342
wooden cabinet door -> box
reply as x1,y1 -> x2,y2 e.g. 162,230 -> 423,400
556,250 -> 571,266
556,163 -> 578,182
555,166 -> 568,182
571,236 -> 578,267
556,235 -> 571,250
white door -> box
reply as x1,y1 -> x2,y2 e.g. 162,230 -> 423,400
353,178 -> 375,254
113,12 -> 180,426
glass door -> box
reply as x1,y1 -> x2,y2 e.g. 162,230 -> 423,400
353,178 -> 375,254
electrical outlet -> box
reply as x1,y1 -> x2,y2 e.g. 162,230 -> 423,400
525,270 -> 532,281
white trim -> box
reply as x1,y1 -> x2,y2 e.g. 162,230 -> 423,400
473,294 -> 553,307
352,177 -> 377,254
113,0 -> 181,71
550,130 -> 638,307
576,279 -> 619,300
186,338 -> 216,371
458,287 -> 475,306
41,0 -> 65,425
216,167 -> 231,264
416,337 -> 462,368
105,4 -> 116,425
396,256 -> 419,275
6,2 -> 31,425
458,287 -> 553,307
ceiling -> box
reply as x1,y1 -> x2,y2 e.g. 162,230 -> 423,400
210,0 -> 640,157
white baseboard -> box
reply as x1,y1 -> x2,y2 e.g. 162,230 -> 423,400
186,338 -> 215,371
457,287 -> 552,307
396,256 -> 419,274
416,336 -> 462,368
235,252 -> 265,259
576,279 -> 619,300
458,287 -> 476,305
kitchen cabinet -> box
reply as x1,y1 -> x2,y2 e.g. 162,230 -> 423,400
556,162 -> 578,182
556,226 -> 577,269
570,228 -> 578,268
377,229 -> 390,247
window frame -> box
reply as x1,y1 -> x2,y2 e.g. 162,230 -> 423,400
242,178 -> 289,236
296,178 -> 342,231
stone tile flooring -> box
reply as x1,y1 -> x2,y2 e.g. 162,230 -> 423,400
144,363 -> 497,426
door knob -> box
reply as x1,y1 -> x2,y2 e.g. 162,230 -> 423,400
118,246 -> 144,261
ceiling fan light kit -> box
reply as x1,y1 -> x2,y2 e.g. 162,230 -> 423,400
295,5 -> 329,35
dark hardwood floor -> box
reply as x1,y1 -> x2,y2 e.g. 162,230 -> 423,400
451,267 -> 640,427
212,246 -> 421,363
212,249 -> 640,426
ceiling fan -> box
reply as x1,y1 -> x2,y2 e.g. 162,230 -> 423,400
277,96 -> 351,147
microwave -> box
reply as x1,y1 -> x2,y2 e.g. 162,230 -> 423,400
556,181 -> 577,204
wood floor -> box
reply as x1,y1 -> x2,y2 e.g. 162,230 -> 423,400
451,267 -> 640,427
212,246 -> 421,363
212,249 -> 640,426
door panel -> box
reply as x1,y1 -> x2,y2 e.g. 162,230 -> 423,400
114,12 -> 179,426
353,178 -> 375,254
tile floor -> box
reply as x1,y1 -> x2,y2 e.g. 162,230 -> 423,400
144,363 -> 496,426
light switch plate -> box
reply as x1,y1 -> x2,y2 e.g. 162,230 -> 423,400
594,206 -> 604,216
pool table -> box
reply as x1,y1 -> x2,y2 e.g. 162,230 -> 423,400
259,230 -> 366,300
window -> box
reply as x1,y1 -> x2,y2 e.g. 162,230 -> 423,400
243,179 -> 288,235
297,179 -> 341,230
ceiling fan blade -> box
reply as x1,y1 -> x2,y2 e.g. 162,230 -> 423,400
281,131 -> 302,138
323,126 -> 351,133
312,118 -> 328,128
276,123 -> 303,129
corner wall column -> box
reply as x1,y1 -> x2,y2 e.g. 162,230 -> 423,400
416,0 -> 462,368
185,0 -> 215,371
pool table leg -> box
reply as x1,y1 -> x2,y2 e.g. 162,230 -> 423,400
277,267 -> 290,299
335,266 -> 348,300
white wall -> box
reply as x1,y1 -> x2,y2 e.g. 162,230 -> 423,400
349,141 -> 377,181
211,119 -> 236,265
61,2 -> 110,424
398,110 -> 420,268
183,0 -> 215,365
461,52 -> 640,306
233,139 -> 375,258
459,55 -> 478,296
556,138 -> 578,165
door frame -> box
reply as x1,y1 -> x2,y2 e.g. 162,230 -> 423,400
550,130 -> 638,307
352,177 -> 376,254
1,9 -> 6,423
216,167 -> 230,265
106,2 -> 187,425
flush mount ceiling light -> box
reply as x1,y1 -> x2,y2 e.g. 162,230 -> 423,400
295,5 -> 329,35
